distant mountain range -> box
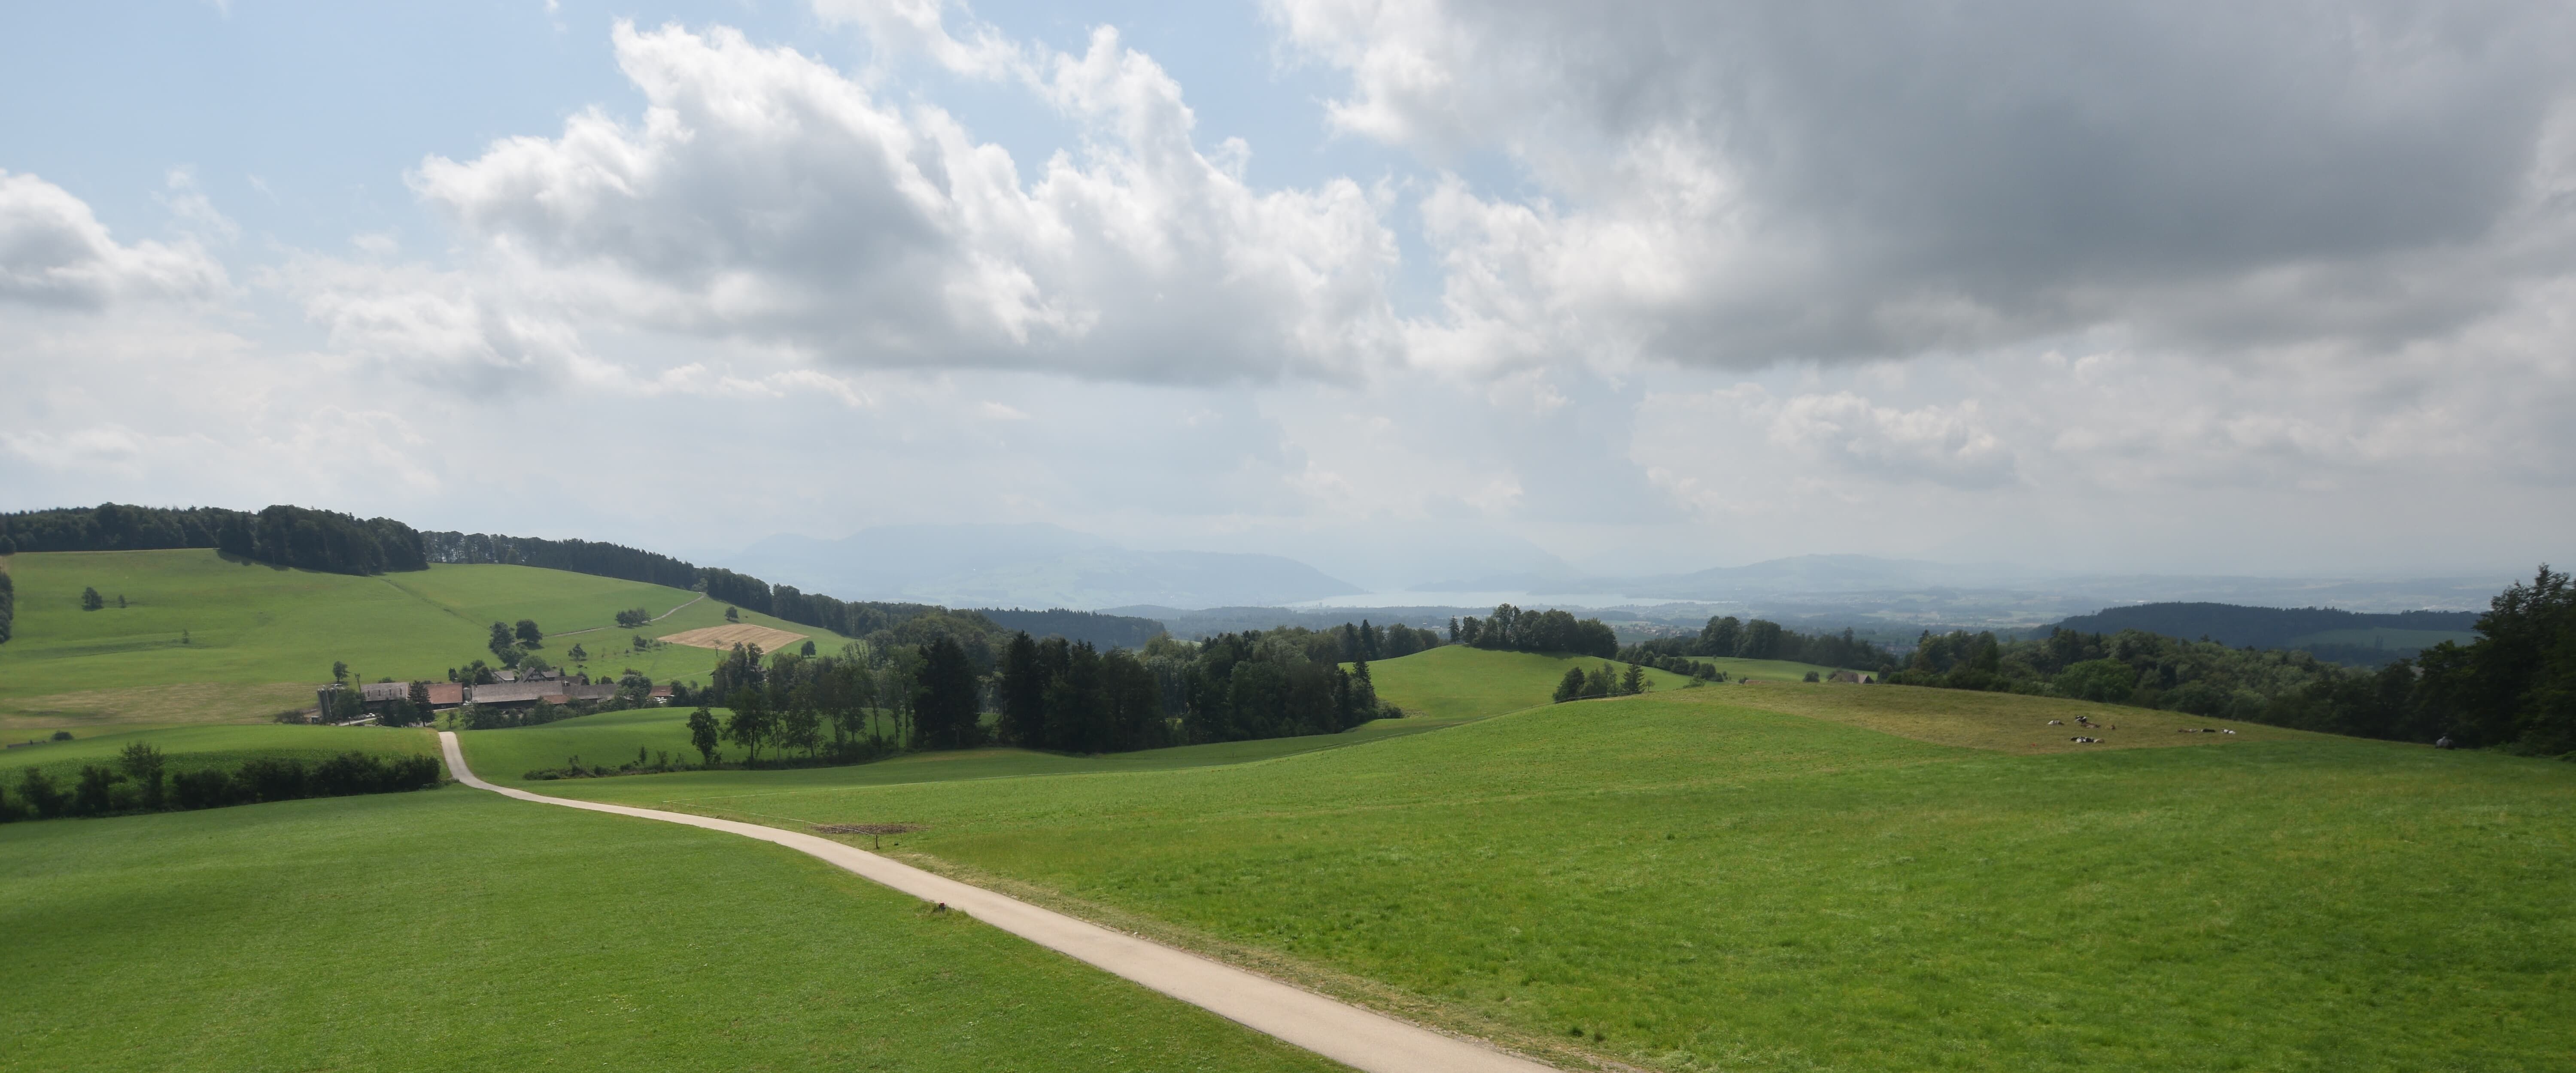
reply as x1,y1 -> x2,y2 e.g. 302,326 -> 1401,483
720,524 -> 1362,611
717,527 -> 2512,629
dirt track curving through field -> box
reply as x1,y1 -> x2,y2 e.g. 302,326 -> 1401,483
436,732 -> 1556,1073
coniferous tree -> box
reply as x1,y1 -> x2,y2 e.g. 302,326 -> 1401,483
998,631 -> 1049,746
81,586 -> 104,611
912,636 -> 981,750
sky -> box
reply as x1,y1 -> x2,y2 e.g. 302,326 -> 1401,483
4,0 -> 2572,589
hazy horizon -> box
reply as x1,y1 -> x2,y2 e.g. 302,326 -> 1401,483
6,1 -> 2571,581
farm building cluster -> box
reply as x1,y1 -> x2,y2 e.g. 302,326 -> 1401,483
309,667 -> 672,725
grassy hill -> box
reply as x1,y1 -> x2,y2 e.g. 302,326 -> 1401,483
1357,643 -> 1832,721
0,787 -> 1340,1073
518,665 -> 2573,1071
0,550 -> 853,732
456,705 -> 1466,788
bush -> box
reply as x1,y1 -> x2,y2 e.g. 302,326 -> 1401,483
172,767 -> 237,809
234,757 -> 309,802
17,767 -> 69,818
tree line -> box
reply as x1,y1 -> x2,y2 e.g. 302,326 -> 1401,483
1883,565 -> 2576,755
1448,604 -> 1618,658
0,503 -> 426,575
2050,602 -> 2480,667
420,530 -> 700,589
1153,628 -> 1396,744
0,570 -> 13,645
0,743 -> 440,822
1623,615 -> 1893,670
543,615 -> 1425,776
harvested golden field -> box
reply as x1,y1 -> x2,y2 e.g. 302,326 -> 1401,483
659,623 -> 810,652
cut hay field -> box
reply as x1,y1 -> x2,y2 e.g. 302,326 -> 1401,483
0,787 -> 1340,1073
0,550 -> 853,732
659,622 -> 812,652
517,658 -> 2576,1072
2,723 -> 440,786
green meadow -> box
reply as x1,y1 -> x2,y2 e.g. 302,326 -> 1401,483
0,786 -> 1339,1073
2,722 -> 441,786
1359,645 -> 1699,720
9,566 -> 2571,1072
456,704 -> 1471,788
0,550 -> 853,732
517,664 -> 2576,1072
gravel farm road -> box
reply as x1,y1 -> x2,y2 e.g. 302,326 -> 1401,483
437,732 -> 1559,1073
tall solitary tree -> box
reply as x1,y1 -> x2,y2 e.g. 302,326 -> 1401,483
81,586 -> 105,611
514,619 -> 544,647
724,688 -> 773,764
118,741 -> 167,810
686,706 -> 722,766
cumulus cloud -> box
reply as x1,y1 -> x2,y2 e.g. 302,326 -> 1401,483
1275,0 -> 2576,369
0,170 -> 229,309
396,20 -> 1401,384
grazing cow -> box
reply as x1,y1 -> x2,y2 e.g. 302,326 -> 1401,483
2069,736 -> 2100,743
2221,729 -> 2236,735
2047,720 -> 2064,726
2436,735 -> 2456,749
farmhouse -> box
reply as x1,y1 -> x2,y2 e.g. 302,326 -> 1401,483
466,681 -> 617,708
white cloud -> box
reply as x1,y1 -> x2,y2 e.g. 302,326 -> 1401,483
395,20 -> 1402,385
1276,0 -> 2576,370
0,170 -> 230,309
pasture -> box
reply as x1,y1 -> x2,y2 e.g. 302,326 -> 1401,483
456,704 -> 1470,788
0,550 -> 853,731
1358,644 -> 1760,721
2,722 -> 440,787
0,787 -> 1340,1073
518,668 -> 2576,1072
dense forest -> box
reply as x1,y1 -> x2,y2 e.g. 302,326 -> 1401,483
0,503 -> 425,575
1889,566 -> 2576,755
1622,615 -> 1894,670
978,608 -> 1167,650
998,634 -> 1172,753
0,570 -> 12,645
2050,602 -> 2479,666
1449,604 -> 1618,658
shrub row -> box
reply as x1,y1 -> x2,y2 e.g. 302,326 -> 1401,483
0,751 -> 442,822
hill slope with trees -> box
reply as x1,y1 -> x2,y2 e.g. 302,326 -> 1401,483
1892,566 -> 2575,755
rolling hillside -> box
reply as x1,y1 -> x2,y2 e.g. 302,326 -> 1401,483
1358,643 -> 1836,721
524,684 -> 2574,1072
0,549 -> 854,732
